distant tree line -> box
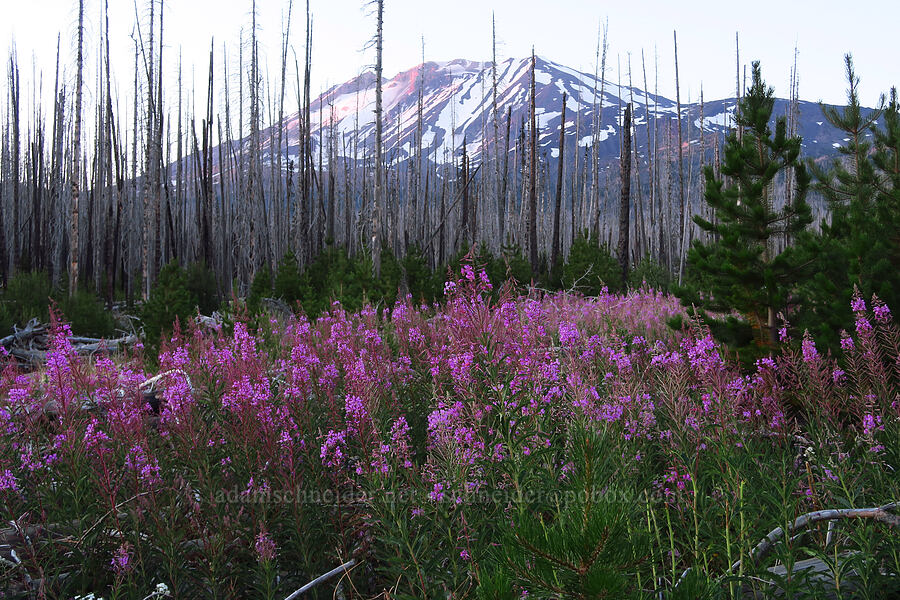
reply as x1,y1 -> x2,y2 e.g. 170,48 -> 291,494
0,1 -> 896,356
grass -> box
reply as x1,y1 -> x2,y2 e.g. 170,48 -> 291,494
0,265 -> 897,599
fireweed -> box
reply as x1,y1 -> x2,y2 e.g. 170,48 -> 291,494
0,269 -> 897,598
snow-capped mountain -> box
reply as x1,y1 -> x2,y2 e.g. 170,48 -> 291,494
263,55 -> 871,168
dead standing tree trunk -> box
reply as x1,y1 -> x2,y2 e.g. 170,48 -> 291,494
139,0 -> 156,300
551,92 -> 566,272
528,50 -> 538,272
617,103 -> 632,285
674,30 -> 686,284
69,0 -> 85,296
154,0 -> 164,280
372,0 -> 384,275
9,52 -> 20,275
499,105 -> 511,243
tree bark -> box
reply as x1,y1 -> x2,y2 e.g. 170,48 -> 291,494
618,103 -> 632,284
372,0 -> 384,275
528,51 -> 538,271
551,93 -> 566,271
69,0 -> 85,296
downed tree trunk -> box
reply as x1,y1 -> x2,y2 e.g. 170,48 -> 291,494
732,502 -> 899,573
672,502 -> 899,596
0,318 -> 46,349
1,319 -> 138,368
283,558 -> 358,600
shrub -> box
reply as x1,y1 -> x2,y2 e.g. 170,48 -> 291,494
402,245 -> 440,305
563,233 -> 623,295
298,246 -> 376,316
372,246 -> 402,305
2,271 -> 53,329
56,290 -> 116,338
273,251 -> 303,306
142,261 -> 219,345
628,256 -> 671,293
247,265 -> 273,314
184,262 -> 219,315
0,271 -> 114,337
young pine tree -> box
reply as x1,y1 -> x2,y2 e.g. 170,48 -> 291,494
870,89 -> 900,288
675,62 -> 812,355
795,56 -> 896,349
475,426 -> 648,600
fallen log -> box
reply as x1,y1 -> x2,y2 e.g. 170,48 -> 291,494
283,558 -> 358,600
70,334 -> 138,355
195,312 -> 223,329
262,297 -> 294,318
0,318 -> 45,350
1,319 -> 138,367
731,502 -> 899,573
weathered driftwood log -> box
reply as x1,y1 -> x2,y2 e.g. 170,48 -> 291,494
1,323 -> 138,367
195,312 -> 223,329
262,297 -> 294,318
0,318 -> 46,349
731,502 -> 899,573
672,502 -> 898,596
283,558 -> 358,600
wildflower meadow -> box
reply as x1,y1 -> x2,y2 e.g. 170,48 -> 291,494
1,264 -> 898,599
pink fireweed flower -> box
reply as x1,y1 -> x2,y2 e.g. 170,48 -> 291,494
443,279 -> 458,295
253,528 -> 276,563
83,419 -> 111,451
277,430 -> 293,447
370,444 -> 391,474
851,296 -> 867,313
429,482 -> 445,502
389,416 -> 414,468
124,444 -> 161,486
839,333 -> 854,352
685,334 -> 724,374
461,263 -> 475,281
111,543 -> 133,575
862,414 -> 883,436
448,352 -> 475,388
160,373 -> 195,427
44,327 -> 78,411
651,351 -> 683,367
491,443 -> 506,462
801,333 -> 819,363
597,402 -> 624,423
856,315 -> 873,336
0,469 -> 17,492
460,549 -> 471,561
232,322 -> 259,361
873,302 -> 891,323
255,529 -> 277,563
684,414 -> 700,431
19,446 -> 57,473
344,395 -> 369,434
755,357 -> 776,371
320,430 -> 348,469
558,322 -> 580,345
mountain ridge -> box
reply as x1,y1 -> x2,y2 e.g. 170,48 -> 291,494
253,55 -> 875,169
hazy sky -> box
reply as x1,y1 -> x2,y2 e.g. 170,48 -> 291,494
2,0 -> 896,112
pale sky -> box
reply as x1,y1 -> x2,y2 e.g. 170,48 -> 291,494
2,0 -> 896,119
